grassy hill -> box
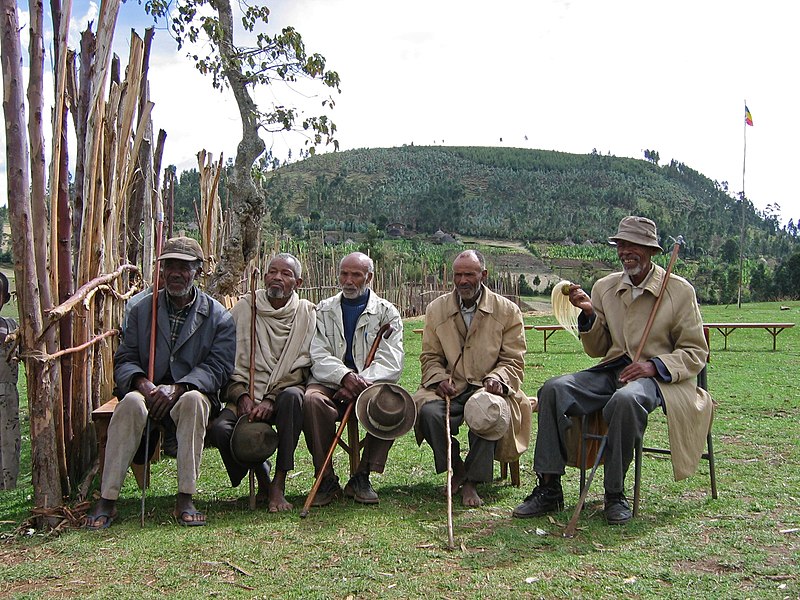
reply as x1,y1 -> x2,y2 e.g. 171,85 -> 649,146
261,145 -> 797,261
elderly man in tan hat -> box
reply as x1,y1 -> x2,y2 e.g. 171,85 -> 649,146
513,216 -> 711,525
413,249 -> 531,507
84,236 -> 236,529
207,253 -> 315,512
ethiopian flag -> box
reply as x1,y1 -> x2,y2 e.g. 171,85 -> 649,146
745,105 -> 754,126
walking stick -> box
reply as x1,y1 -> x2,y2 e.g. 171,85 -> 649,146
563,236 -> 684,538
248,268 -> 259,510
444,353 -> 463,550
300,322 -> 395,518
141,218 -> 164,527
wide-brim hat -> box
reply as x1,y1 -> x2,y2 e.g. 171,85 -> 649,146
158,236 -> 205,262
464,390 -> 511,441
608,216 -> 663,251
230,415 -> 279,466
355,383 -> 416,440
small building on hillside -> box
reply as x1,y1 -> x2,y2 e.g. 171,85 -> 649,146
385,222 -> 406,238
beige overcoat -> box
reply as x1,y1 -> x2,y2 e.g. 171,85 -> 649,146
413,285 -> 531,462
582,264 -> 713,480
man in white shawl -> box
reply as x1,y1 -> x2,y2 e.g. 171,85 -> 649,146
207,254 -> 316,512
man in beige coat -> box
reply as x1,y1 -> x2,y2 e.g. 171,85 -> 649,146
414,250 -> 531,507
513,216 -> 712,525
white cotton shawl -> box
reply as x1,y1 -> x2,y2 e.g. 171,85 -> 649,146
228,291 -> 315,405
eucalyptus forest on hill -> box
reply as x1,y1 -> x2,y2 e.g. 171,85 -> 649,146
165,146 -> 800,303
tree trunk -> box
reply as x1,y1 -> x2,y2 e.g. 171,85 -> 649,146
206,0 -> 266,298
71,27 -> 94,270
1,0 -> 63,522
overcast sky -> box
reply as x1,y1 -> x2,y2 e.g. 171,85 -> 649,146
5,0 -> 799,228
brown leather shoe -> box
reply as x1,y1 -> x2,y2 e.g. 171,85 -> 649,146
311,475 -> 342,507
344,472 -> 379,504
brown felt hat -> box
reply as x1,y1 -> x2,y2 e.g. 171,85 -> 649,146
230,415 -> 279,466
158,236 -> 205,262
464,390 -> 511,441
355,383 -> 416,440
608,216 -> 663,251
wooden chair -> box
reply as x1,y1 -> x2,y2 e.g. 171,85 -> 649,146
571,362 -> 718,517
338,418 -> 363,477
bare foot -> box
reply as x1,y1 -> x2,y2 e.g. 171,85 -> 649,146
460,481 -> 483,507
268,470 -> 293,512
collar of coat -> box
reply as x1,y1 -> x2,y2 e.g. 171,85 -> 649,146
444,283 -> 496,316
612,263 -> 666,298
318,289 -> 381,315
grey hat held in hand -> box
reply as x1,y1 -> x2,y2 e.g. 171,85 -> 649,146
230,415 -> 279,466
355,383 -> 417,440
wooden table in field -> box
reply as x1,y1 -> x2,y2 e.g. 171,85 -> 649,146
531,322 -> 795,352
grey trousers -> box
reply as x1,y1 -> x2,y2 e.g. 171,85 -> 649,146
534,367 -> 662,493
303,384 -> 394,478
206,386 -> 304,487
416,387 -> 497,483
101,389 -> 211,499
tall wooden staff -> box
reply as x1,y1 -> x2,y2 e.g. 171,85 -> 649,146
444,352 -> 463,550
563,235 -> 684,538
247,268 -> 259,510
300,322 -> 394,518
141,215 -> 164,527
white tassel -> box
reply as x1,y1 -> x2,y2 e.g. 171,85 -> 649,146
551,280 -> 581,340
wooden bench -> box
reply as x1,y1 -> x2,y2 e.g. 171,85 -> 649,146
412,324 -> 534,335
532,325 -> 564,353
532,322 -> 795,352
703,322 -> 794,351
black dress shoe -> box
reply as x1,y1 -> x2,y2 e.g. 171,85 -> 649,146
344,472 -> 379,504
512,479 -> 564,518
604,491 -> 632,525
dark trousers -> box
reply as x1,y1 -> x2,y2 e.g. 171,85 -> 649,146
303,384 -> 393,479
207,386 -> 304,487
416,387 -> 497,483
533,367 -> 662,493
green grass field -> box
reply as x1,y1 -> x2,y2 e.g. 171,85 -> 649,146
1,301 -> 799,599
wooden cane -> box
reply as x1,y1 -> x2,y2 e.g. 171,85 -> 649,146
141,218 -> 164,527
300,322 -> 394,518
248,268 -> 259,510
444,352 -> 463,550
562,236 -> 684,538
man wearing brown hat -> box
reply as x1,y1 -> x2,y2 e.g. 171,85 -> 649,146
84,236 -> 236,529
207,253 -> 315,512
413,250 -> 532,507
513,216 -> 711,525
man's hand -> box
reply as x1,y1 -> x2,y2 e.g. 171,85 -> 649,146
618,360 -> 657,383
249,398 -> 274,422
147,384 -> 185,421
341,372 -> 371,398
436,379 -> 458,399
567,284 -> 594,317
237,393 -> 256,418
483,377 -> 504,396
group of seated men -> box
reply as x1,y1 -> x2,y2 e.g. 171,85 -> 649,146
83,215 -> 713,529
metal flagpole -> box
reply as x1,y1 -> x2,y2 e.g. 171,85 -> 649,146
737,99 -> 748,309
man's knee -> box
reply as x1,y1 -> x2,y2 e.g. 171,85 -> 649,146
117,391 -> 148,419
172,390 -> 210,422
303,385 -> 331,416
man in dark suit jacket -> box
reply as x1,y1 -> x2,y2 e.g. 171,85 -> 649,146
84,237 -> 235,529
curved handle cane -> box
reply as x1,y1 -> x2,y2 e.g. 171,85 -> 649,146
300,322 -> 395,518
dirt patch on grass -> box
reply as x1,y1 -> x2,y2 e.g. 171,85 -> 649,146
674,558 -> 741,574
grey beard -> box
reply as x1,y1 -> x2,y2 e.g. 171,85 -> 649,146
267,287 -> 286,299
342,284 -> 367,299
